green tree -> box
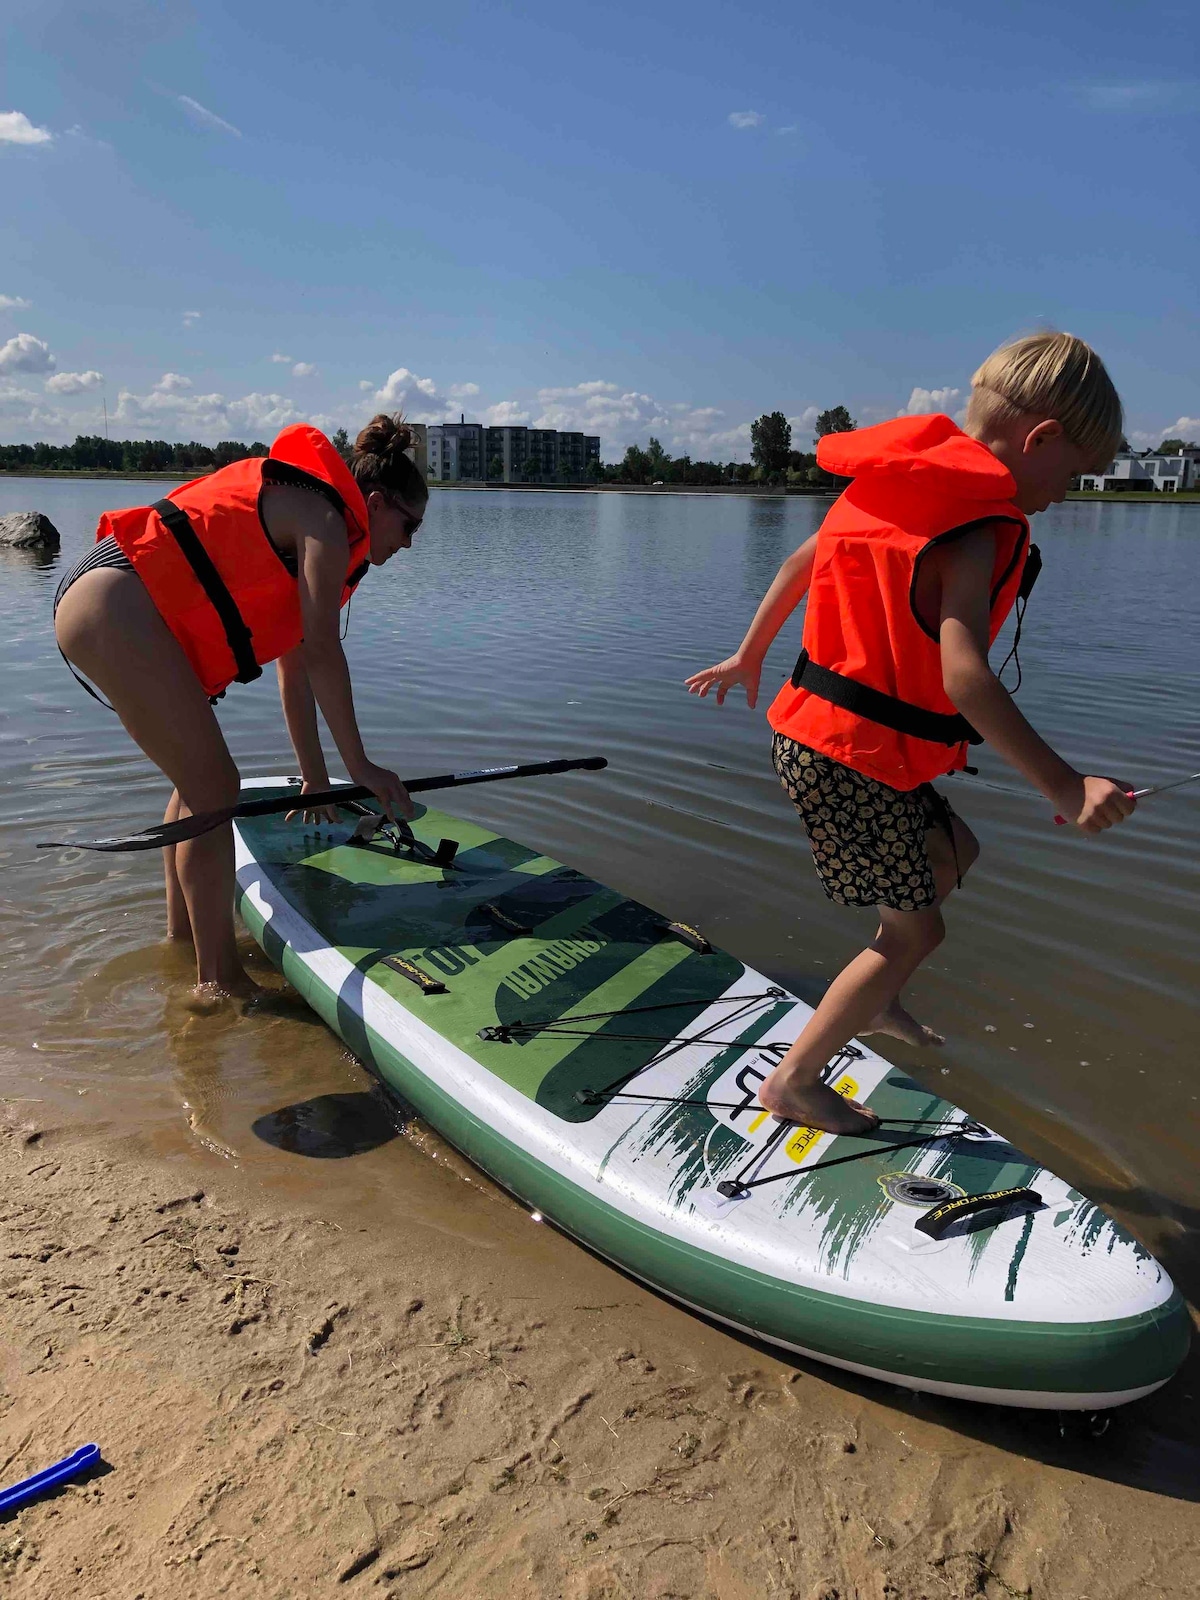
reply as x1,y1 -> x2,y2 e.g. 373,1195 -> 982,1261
1157,438 -> 1198,454
645,437 -> 670,480
523,456 -> 540,483
814,406 -> 856,441
331,427 -> 351,457
750,412 -> 791,478
488,455 -> 503,479
617,444 -> 651,484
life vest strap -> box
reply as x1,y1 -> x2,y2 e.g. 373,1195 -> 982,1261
151,498 -> 262,686
789,649 -> 981,748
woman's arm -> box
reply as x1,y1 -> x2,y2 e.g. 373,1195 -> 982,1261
277,647 -> 342,822
265,489 -> 413,820
936,526 -> 1135,833
684,532 -> 819,708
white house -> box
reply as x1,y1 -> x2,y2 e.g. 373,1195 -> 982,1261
1079,448 -> 1199,492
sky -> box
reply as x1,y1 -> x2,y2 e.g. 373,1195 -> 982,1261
2,0 -> 1197,459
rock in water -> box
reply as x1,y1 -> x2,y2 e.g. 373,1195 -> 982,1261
0,511 -> 61,550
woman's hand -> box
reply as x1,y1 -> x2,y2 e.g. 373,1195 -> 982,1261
285,779 -> 342,826
349,760 -> 415,821
684,655 -> 762,709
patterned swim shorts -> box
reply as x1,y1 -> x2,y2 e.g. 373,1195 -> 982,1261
771,733 -> 955,912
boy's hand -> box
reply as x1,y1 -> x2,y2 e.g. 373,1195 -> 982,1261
1054,774 -> 1137,833
684,655 -> 762,708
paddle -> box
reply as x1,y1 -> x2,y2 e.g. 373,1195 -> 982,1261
1053,769 -> 1200,826
37,756 -> 609,854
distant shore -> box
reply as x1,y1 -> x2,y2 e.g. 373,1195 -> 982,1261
4,469 -> 1198,503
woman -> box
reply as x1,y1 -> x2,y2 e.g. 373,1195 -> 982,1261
54,414 -> 426,998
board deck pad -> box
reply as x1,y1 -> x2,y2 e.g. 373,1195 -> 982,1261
235,781 -> 1189,1409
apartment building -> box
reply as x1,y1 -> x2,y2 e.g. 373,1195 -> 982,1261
428,418 -> 601,483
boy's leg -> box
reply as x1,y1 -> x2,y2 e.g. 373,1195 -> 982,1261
864,813 -> 979,1046
758,812 -> 979,1134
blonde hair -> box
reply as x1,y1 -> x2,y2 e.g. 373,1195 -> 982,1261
966,331 -> 1123,466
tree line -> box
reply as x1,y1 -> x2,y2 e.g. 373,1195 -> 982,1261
607,407 -> 857,487
2,409 -> 864,485
0,435 -> 270,473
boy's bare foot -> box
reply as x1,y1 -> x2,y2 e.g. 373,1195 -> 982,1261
757,1075 -> 880,1135
862,998 -> 945,1048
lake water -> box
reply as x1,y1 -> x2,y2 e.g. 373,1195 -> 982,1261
1,477 -> 1198,1319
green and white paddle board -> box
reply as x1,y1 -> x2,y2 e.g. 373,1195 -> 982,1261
234,778 -> 1189,1409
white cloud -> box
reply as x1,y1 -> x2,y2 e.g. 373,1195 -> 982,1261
358,379 -> 374,392
114,385 -> 303,439
0,111 -> 53,146
45,369 -> 104,395
270,352 -> 293,364
0,333 -> 55,374
291,361 -> 317,378
182,310 -> 201,328
372,366 -> 474,421
0,294 -> 32,310
154,372 -> 192,393
481,399 -> 531,426
1133,416 -> 1200,448
1072,81 -> 1188,113
777,124 -> 798,136
728,110 -> 764,130
900,385 -> 963,418
176,94 -> 242,138
449,381 -> 480,398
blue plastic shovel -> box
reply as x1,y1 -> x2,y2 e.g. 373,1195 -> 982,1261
0,1444 -> 101,1514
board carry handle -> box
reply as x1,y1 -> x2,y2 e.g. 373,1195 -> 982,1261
914,1186 -> 1043,1240
37,756 -> 609,853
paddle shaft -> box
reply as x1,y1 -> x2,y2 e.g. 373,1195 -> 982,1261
38,757 -> 608,853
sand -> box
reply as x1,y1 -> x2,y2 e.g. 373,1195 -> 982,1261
1,1095 -> 1197,1600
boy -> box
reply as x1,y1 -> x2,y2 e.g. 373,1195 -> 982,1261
685,332 -> 1135,1135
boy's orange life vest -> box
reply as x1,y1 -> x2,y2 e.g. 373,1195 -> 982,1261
767,415 -> 1034,791
97,425 -> 371,700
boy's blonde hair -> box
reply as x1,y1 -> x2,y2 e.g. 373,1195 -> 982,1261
966,331 -> 1123,466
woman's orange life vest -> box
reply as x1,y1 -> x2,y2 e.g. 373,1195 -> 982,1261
97,425 -> 371,700
767,414 -> 1033,791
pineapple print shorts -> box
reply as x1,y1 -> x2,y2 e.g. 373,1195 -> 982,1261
771,732 -> 956,913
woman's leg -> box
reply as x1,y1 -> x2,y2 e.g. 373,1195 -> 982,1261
758,813 -> 980,1133
55,567 -> 246,993
162,789 -> 192,942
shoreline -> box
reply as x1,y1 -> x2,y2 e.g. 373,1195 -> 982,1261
4,469 -> 1199,504
1,1079 -> 1197,1596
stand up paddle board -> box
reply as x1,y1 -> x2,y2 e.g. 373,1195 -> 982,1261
234,779 -> 1188,1409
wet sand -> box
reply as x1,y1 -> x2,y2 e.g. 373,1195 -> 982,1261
2,1077 -> 1198,1600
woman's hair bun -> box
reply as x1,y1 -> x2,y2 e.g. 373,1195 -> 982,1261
354,413 -> 415,460
349,412 -> 427,499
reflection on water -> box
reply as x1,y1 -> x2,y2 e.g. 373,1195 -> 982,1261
1,480 -> 1198,1347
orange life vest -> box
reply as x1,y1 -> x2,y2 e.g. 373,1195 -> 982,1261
97,425 -> 370,700
767,415 -> 1036,791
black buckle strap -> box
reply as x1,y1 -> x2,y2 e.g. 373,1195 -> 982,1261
790,649 -> 980,747
152,498 -> 261,685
